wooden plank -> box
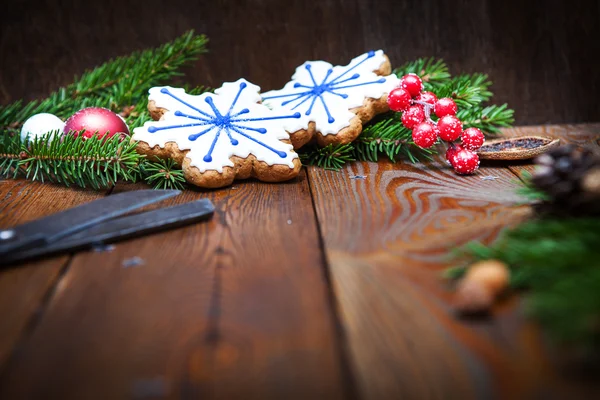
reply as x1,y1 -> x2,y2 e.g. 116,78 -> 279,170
307,159 -> 559,399
0,179 -> 107,369
200,174 -> 347,399
0,172 -> 347,399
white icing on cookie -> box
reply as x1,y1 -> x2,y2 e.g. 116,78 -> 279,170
132,79 -> 300,173
261,50 -> 400,136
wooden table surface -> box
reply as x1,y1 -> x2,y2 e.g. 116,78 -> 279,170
0,124 -> 599,399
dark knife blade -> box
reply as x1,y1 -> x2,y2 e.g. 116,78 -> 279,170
1,198 -> 214,265
0,189 -> 180,256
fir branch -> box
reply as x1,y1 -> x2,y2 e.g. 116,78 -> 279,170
0,31 -> 208,130
355,114 -> 435,163
453,217 -> 600,352
517,184 -> 551,203
1,32 -> 210,190
515,171 -> 551,202
458,104 -> 515,134
298,113 -> 435,170
393,58 -> 451,89
0,131 -> 141,190
436,73 -> 493,108
71,31 -> 207,101
141,158 -> 186,190
300,143 -> 355,170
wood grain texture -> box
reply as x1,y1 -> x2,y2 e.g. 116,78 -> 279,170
0,179 -> 106,369
306,157 -> 590,399
0,172 -> 347,399
1,0 -> 599,125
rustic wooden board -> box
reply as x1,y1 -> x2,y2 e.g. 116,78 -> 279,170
0,179 -> 106,369
0,172 -> 347,399
307,159 -> 554,399
0,123 -> 599,399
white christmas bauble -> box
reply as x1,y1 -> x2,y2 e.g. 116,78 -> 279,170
20,113 -> 65,142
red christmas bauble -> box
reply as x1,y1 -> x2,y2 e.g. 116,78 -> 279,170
64,107 -> 130,139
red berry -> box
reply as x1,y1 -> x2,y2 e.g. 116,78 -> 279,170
416,91 -> 438,106
434,98 -> 458,117
387,88 -> 412,112
412,122 -> 438,148
461,127 -> 485,151
400,73 -> 423,97
437,115 -> 463,142
446,145 -> 461,166
401,105 -> 425,129
452,148 -> 480,175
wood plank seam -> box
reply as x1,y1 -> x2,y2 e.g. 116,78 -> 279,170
0,180 -> 113,375
0,256 -> 73,379
306,168 -> 361,400
306,158 -> 537,399
0,183 -> 118,377
195,188 -> 231,363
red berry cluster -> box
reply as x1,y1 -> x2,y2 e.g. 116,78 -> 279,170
387,73 -> 485,175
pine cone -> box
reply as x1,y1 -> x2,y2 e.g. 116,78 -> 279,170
532,145 -> 600,215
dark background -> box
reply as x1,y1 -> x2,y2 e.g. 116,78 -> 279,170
1,0 -> 598,125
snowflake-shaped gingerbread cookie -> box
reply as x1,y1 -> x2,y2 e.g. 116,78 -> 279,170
261,50 -> 400,149
133,79 -> 302,188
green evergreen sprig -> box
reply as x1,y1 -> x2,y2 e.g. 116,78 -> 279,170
514,171 -> 551,202
458,104 -> 514,134
140,158 -> 186,190
0,131 -> 141,189
436,73 -> 492,107
300,58 -> 514,169
1,31 -> 208,190
354,114 -> 435,163
451,217 -> 600,353
393,58 -> 451,89
300,143 -> 355,170
0,31 -> 208,132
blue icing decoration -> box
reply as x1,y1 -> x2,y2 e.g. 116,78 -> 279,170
261,52 -> 388,123
147,82 -> 298,162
